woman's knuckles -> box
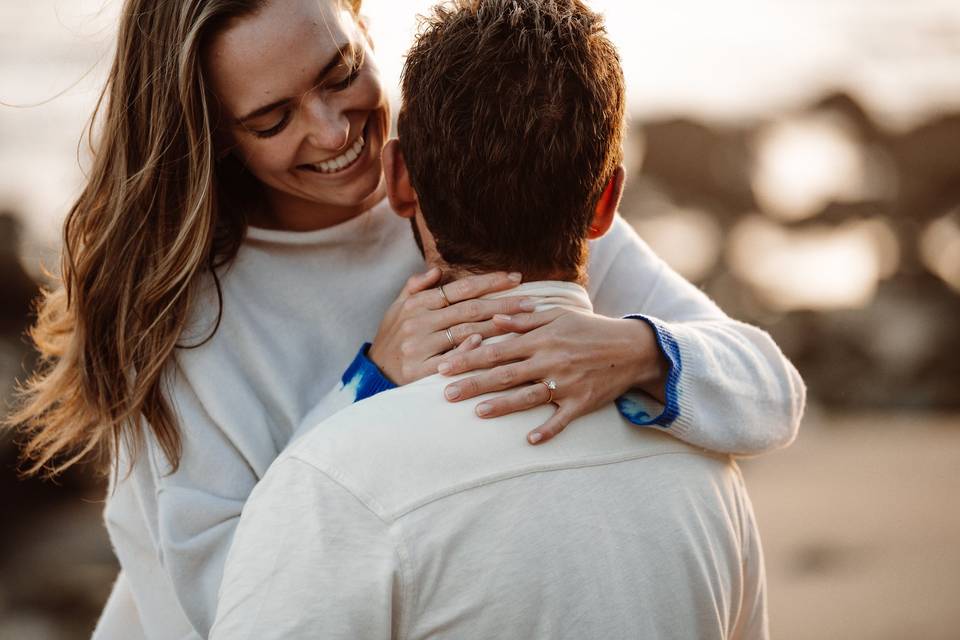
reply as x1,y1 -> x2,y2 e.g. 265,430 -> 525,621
482,344 -> 504,363
399,340 -> 417,358
461,377 -> 481,396
497,366 -> 517,386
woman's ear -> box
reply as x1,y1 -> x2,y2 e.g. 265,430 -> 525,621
588,165 -> 625,239
383,139 -> 418,219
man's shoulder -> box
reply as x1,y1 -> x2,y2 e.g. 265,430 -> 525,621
283,378 -> 722,523
281,382 -> 469,515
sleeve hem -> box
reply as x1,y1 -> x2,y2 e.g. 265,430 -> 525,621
341,343 -> 397,403
616,315 -> 683,429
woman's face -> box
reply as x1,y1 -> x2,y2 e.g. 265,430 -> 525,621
206,0 -> 389,228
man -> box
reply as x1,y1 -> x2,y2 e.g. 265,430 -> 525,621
211,1 -> 769,638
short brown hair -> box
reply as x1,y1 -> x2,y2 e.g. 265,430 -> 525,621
398,0 -> 626,282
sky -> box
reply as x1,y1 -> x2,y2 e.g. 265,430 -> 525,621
2,0 -> 960,246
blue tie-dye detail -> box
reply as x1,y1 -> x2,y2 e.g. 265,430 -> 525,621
615,316 -> 682,428
615,395 -> 652,423
341,343 -> 397,403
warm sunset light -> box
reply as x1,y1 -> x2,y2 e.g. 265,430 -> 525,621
631,207 -> 723,282
920,211 -> 960,294
2,2 -> 959,639
728,216 -> 896,310
751,114 -> 875,222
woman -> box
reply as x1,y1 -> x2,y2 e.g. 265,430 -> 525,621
8,0 -> 804,637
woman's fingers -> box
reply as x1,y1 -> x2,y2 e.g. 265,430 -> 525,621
473,382 -> 552,418
491,308 -> 567,334
441,271 -> 522,303
426,320 -> 511,357
408,271 -> 522,311
528,403 -> 579,445
437,332 -> 533,378
442,359 -> 536,401
429,295 -> 536,331
420,334 -> 482,378
456,333 -> 483,352
401,267 -> 442,298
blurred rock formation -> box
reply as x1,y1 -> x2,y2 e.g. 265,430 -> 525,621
1,211 -> 110,639
622,92 -> 960,409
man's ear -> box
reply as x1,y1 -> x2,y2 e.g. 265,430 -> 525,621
383,138 -> 418,219
588,164 -> 625,239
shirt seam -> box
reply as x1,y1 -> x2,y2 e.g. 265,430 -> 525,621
289,448 -> 717,523
282,457 -> 414,640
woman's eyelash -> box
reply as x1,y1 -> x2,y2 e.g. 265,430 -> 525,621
249,56 -> 363,138
252,111 -> 291,139
330,65 -> 362,91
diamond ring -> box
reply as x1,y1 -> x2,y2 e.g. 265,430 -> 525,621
540,379 -> 557,404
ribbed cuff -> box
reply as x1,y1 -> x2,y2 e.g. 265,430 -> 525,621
341,343 -> 397,402
615,315 -> 683,428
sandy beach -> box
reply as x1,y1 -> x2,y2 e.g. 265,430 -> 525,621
2,409 -> 958,639
742,410 -> 960,639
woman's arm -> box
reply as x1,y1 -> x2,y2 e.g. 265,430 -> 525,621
104,267 -> 529,638
591,215 -> 805,454
435,215 -> 805,454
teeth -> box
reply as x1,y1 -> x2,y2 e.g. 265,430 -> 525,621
309,136 -> 366,174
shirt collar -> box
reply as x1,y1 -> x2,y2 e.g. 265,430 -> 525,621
480,280 -> 593,314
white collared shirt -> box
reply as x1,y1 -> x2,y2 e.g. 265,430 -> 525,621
211,283 -> 769,640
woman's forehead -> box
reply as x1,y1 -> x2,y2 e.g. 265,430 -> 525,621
205,0 -> 357,114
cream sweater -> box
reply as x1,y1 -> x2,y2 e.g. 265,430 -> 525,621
212,282 -> 769,640
95,198 -> 803,639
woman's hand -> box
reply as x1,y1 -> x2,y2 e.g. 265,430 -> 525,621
435,309 -> 670,445
368,268 -> 537,384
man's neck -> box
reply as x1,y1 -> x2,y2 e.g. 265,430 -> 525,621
437,266 -> 586,288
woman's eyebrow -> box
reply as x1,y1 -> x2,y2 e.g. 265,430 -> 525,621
235,41 -> 356,125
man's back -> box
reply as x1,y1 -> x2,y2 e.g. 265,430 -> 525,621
213,340 -> 768,639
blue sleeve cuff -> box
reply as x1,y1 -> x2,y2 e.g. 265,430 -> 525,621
341,343 -> 397,403
615,316 -> 682,428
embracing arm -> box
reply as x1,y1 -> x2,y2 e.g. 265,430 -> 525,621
433,215 -> 805,455
590,216 -> 805,454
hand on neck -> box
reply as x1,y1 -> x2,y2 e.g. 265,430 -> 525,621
432,261 -> 585,288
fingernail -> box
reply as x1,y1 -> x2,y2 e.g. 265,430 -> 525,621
438,362 -> 452,375
477,403 -> 492,416
519,299 -> 537,312
508,272 -> 522,283
445,386 -> 461,400
494,314 -> 512,322
528,432 -> 543,444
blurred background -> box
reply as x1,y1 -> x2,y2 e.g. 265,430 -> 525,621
1,0 -> 959,638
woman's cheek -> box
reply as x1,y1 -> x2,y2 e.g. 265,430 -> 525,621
242,142 -> 294,177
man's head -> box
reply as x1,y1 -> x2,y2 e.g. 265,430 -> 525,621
385,0 -> 626,284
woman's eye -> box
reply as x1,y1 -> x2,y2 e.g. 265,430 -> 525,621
251,111 -> 291,139
330,65 -> 362,92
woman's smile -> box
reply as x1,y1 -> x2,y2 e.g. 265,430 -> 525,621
206,0 -> 390,229
295,115 -> 379,179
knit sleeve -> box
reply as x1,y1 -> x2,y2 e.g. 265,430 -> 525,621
102,381 -> 268,638
587,215 -> 806,455
291,343 -> 395,441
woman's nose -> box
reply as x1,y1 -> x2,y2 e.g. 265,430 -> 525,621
302,94 -> 350,150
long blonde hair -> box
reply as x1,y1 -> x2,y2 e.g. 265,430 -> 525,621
8,0 -> 361,476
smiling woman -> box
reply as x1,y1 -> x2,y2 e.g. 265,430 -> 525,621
3,0 -> 807,637
204,0 -> 390,231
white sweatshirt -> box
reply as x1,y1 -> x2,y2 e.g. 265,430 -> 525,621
212,282 -> 769,640
96,198 -> 804,639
